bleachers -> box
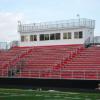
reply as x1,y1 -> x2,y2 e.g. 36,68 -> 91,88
0,44 -> 100,80
62,46 -> 100,80
0,47 -> 33,77
14,45 -> 84,78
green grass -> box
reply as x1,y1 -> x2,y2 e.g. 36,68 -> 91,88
0,88 -> 99,100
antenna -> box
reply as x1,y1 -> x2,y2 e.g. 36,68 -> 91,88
18,21 -> 21,26
76,14 -> 80,19
76,14 -> 80,25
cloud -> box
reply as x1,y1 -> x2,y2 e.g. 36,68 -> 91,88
0,12 -> 24,42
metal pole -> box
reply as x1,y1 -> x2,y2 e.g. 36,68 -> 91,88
76,14 -> 80,26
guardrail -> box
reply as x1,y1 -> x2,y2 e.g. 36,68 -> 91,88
18,18 -> 95,33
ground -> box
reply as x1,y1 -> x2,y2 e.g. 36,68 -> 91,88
0,89 -> 100,100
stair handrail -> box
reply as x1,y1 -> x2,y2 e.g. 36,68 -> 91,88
3,47 -> 33,77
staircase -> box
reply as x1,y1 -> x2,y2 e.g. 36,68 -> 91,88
0,47 -> 33,77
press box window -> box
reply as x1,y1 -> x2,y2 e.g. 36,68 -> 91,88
21,36 -> 28,42
34,35 -> 37,41
21,36 -> 25,42
79,31 -> 83,38
50,34 -> 55,40
74,32 -> 79,39
63,32 -> 71,39
30,35 -> 37,41
45,34 -> 49,40
40,34 -> 44,41
55,33 -> 60,40
30,35 -> 34,41
74,31 -> 83,39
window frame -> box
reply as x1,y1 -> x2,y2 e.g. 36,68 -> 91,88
55,33 -> 60,40
63,32 -> 72,39
50,34 -> 55,40
30,35 -> 34,41
21,35 -> 28,42
40,34 -> 45,41
30,35 -> 37,41
74,31 -> 83,39
79,31 -> 83,38
34,35 -> 37,41
44,34 -> 49,40
21,36 -> 25,42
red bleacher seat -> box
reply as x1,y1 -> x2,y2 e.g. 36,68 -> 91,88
1,44 -> 100,80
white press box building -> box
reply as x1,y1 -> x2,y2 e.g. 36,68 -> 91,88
18,18 -> 95,47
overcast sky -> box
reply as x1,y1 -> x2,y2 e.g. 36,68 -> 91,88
0,0 -> 100,42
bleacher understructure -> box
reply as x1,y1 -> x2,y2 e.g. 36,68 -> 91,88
0,44 -> 100,80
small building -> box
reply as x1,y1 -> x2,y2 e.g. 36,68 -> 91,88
18,18 -> 95,47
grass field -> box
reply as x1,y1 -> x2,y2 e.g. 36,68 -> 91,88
0,89 -> 100,100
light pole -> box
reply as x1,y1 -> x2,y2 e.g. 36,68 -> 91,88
76,14 -> 80,26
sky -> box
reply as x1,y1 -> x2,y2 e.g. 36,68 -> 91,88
0,0 -> 100,42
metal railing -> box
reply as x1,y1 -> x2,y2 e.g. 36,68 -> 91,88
9,69 -> 100,80
0,41 -> 19,51
18,18 -> 95,33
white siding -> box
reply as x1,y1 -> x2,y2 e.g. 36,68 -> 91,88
19,28 -> 86,47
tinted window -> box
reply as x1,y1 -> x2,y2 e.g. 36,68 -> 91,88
68,32 -> 71,39
30,35 -> 34,41
21,36 -> 24,42
45,34 -> 49,40
74,32 -> 79,39
63,32 -> 71,39
74,31 -> 83,39
40,34 -> 44,41
34,35 -> 37,41
56,33 -> 60,40
79,31 -> 83,38
50,34 -> 55,40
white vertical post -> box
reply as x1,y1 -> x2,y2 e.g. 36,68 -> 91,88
76,14 -> 80,26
